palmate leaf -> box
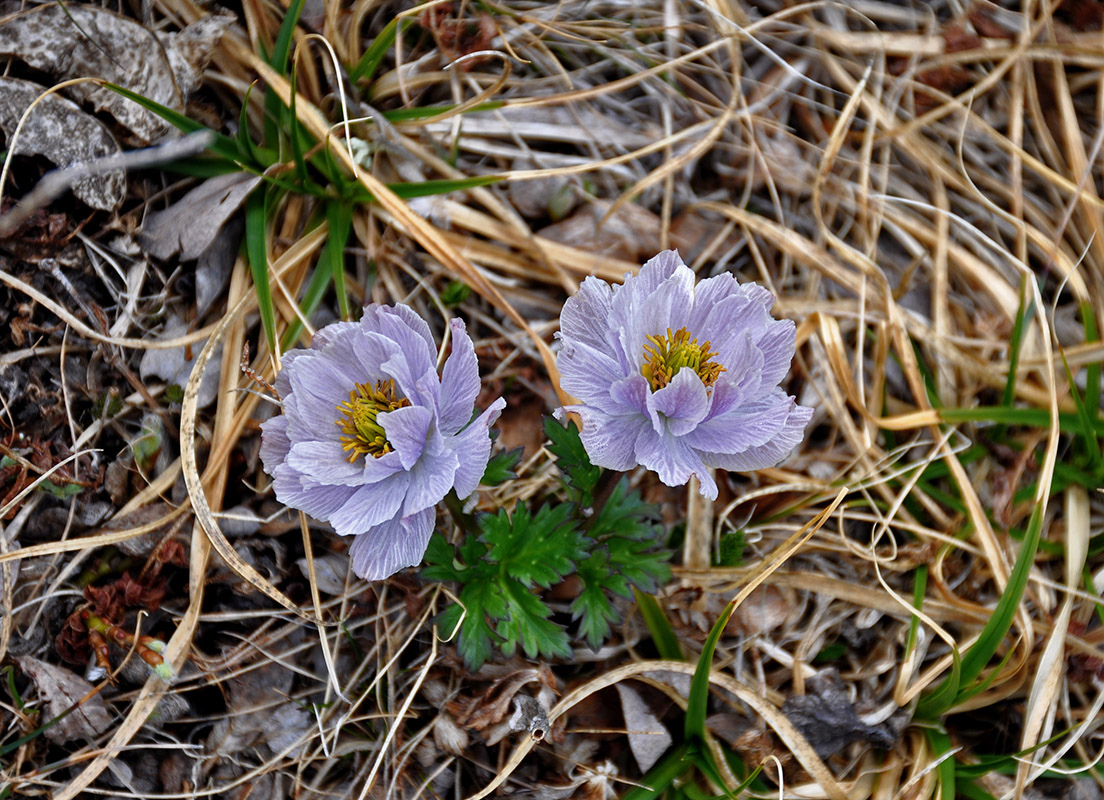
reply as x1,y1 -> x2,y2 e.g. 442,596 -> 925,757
544,418 -> 601,504
481,503 -> 586,587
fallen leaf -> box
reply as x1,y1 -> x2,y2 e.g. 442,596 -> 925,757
0,4 -> 188,143
16,656 -> 112,744
615,682 -> 672,773
155,15 -> 236,99
141,172 -> 262,260
781,671 -> 898,758
0,77 -> 123,210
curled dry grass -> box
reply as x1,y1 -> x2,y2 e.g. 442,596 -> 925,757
1,0 -> 1103,798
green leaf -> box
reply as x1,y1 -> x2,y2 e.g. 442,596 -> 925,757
481,446 -> 522,486
269,0 -> 305,74
324,201 -> 353,320
102,83 -> 246,165
635,589 -> 684,660
481,503 -> 585,588
455,582 -> 505,669
686,597 -> 738,741
245,188 -> 278,353
544,417 -> 601,504
350,16 -> 405,83
440,280 -> 472,307
497,579 -> 571,659
572,549 -> 620,649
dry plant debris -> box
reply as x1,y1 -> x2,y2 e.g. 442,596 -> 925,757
0,1 -> 1103,799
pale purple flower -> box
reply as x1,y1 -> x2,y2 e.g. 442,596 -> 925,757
261,304 -> 505,580
555,250 -> 812,500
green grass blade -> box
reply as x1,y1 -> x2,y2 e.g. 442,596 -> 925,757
634,588 -> 683,660
1059,347 -> 1101,467
245,188 -> 278,353
915,647 -> 961,719
685,598 -> 737,741
926,727 -> 957,800
324,201 -> 353,320
270,0 -> 305,73
620,742 -> 693,800
1001,278 -> 1034,410
1082,301 -> 1101,419
102,83 -> 245,164
939,406 -> 1104,437
382,100 -> 504,122
349,16 -> 404,83
954,499 -> 1044,699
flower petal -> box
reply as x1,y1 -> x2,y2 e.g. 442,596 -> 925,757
648,367 -> 710,436
613,269 -> 694,374
682,389 -> 795,453
271,468 -> 354,520
259,414 -> 290,474
438,318 -> 480,433
561,405 -> 651,472
753,318 -> 797,390
327,472 -> 412,535
559,274 -> 615,355
699,400 -> 813,472
559,339 -> 628,405
451,397 -> 506,498
348,508 -> 435,580
380,405 -> 433,470
634,425 -> 716,499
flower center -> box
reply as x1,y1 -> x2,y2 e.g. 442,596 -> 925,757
335,379 -> 411,462
641,327 -> 725,391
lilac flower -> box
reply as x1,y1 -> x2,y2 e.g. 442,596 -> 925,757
555,250 -> 812,500
261,305 -> 505,580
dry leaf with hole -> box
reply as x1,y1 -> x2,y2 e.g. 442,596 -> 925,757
0,5 -> 228,144
141,172 -> 262,260
0,77 -> 123,210
16,656 -> 112,744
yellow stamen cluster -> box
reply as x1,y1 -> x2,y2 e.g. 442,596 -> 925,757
335,379 -> 410,462
641,327 -> 725,391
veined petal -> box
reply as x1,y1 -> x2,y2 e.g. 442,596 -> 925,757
634,426 -> 716,499
380,405 -> 433,470
271,468 -> 354,519
348,508 -> 435,580
753,318 -> 798,390
699,401 -> 813,471
559,339 -> 626,405
559,275 -> 615,353
613,272 -> 694,374
327,472 -> 411,535
682,389 -> 794,453
451,397 -> 506,498
648,367 -> 710,436
259,415 -> 290,473
609,374 -> 650,417
563,405 -> 650,472
438,318 -> 480,433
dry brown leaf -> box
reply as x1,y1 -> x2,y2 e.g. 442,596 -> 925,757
141,172 -> 262,260
0,76 -> 123,210
0,5 -> 227,143
614,682 -> 671,773
16,656 -> 112,744
536,200 -> 663,262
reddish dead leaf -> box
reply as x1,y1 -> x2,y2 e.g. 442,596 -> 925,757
419,2 -> 497,69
